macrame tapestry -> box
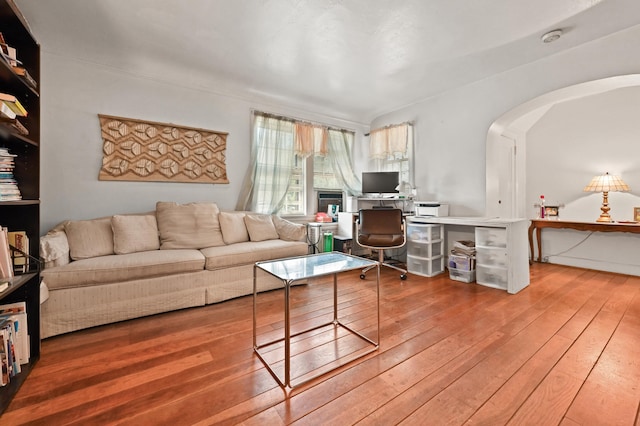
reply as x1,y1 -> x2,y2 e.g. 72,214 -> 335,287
98,114 -> 228,184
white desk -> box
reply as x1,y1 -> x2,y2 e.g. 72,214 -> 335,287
409,216 -> 530,294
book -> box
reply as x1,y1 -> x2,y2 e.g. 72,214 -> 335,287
11,66 -> 37,89
3,319 -> 19,375
0,228 -> 13,280
0,101 -> 16,120
9,119 -> 28,136
0,327 -> 9,385
0,302 -> 29,364
0,93 -> 27,117
7,231 -> 28,273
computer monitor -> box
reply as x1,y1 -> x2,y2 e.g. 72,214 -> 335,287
361,171 -> 399,196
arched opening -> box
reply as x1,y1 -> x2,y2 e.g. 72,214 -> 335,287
486,74 -> 640,219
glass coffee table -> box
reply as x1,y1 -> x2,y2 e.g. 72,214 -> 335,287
253,252 -> 380,389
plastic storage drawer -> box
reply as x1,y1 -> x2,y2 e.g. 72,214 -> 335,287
475,247 -> 508,268
448,266 -> 475,283
407,223 -> 442,242
407,239 -> 443,258
475,227 -> 507,248
407,254 -> 444,277
476,265 -> 508,289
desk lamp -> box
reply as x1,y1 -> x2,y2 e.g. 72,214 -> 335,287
583,172 -> 630,222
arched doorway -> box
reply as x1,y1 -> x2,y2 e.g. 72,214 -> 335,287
485,74 -> 640,218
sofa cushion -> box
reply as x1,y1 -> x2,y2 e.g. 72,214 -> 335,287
39,230 -> 71,268
156,201 -> 225,249
201,240 -> 308,270
41,249 -> 206,290
112,215 -> 160,254
273,216 -> 307,242
219,211 -> 249,244
244,214 -> 279,242
65,218 -> 114,260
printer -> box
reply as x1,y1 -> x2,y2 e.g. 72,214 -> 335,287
414,201 -> 449,217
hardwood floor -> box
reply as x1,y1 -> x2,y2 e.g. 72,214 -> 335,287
3,263 -> 640,425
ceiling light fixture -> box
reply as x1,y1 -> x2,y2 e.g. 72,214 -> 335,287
541,29 -> 563,43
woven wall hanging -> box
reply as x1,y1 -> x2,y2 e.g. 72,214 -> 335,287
98,114 -> 228,184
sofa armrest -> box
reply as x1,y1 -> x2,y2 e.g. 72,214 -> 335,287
40,230 -> 71,269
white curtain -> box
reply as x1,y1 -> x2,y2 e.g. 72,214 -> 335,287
327,129 -> 361,196
236,113 -> 295,213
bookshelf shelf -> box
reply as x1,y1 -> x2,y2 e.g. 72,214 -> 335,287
0,0 -> 40,414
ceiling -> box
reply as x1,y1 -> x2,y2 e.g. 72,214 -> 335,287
14,0 -> 640,123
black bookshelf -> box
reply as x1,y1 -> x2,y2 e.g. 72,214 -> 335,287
0,0 -> 40,415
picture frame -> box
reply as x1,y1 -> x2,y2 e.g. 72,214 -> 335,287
544,206 -> 559,218
634,207 -> 640,222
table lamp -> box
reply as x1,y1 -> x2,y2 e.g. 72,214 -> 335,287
583,172 -> 630,222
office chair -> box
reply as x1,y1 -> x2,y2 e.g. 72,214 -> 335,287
356,208 -> 407,280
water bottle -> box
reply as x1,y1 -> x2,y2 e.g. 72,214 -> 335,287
540,195 -> 546,219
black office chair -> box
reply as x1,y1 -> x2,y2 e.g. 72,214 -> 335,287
356,208 -> 407,280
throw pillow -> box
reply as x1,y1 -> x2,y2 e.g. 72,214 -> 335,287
272,216 -> 307,242
244,214 -> 280,242
156,201 -> 225,249
219,212 -> 249,245
65,217 -> 114,260
111,215 -> 160,254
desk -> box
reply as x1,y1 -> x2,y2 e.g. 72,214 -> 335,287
409,216 -> 530,294
253,252 -> 379,389
528,219 -> 640,263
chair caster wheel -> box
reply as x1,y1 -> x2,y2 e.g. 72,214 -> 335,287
400,274 -> 407,280
360,274 -> 366,279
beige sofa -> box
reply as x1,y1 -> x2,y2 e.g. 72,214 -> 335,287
38,201 -> 308,338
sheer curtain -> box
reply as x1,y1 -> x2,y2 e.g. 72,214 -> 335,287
236,113 -> 295,213
237,111 -> 362,213
327,129 -> 361,196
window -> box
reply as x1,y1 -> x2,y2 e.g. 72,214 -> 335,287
370,123 -> 414,187
240,112 -> 357,216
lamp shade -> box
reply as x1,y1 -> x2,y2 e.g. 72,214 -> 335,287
583,172 -> 630,193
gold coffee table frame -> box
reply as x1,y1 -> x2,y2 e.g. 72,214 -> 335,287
253,252 -> 380,390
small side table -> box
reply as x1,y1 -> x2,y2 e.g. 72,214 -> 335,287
253,252 -> 379,389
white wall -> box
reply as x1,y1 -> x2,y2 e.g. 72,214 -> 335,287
40,54 -> 368,232
370,24 -> 640,274
526,88 -> 640,274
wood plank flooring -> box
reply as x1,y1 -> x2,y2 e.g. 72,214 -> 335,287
3,263 -> 640,425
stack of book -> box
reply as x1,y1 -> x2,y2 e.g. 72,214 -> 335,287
0,92 -> 28,136
0,148 -> 20,201
0,302 -> 30,386
0,32 -> 37,90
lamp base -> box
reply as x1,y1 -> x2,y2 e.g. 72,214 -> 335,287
596,191 -> 612,223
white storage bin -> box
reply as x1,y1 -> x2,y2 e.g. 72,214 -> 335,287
448,266 -> 475,283
407,254 -> 444,277
476,247 -> 508,268
407,223 -> 442,243
476,265 -> 508,289
407,239 -> 443,258
448,253 -> 475,271
475,227 -> 507,248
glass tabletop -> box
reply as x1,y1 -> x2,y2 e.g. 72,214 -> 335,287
256,252 -> 377,281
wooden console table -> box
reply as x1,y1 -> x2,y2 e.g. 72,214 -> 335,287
528,219 -> 640,262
